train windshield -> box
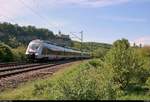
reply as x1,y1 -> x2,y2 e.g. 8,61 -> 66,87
29,43 -> 40,50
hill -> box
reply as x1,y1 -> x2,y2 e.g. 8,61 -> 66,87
0,22 -> 72,48
71,41 -> 112,58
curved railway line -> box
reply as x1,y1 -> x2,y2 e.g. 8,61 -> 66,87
0,60 -> 78,79
0,60 -> 84,92
0,62 -> 27,67
0,63 -> 49,78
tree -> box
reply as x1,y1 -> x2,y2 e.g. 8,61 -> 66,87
93,47 -> 109,59
8,35 -> 20,48
0,42 -> 14,62
0,22 -> 55,48
133,42 -> 136,47
12,45 -> 27,62
139,43 -> 142,48
105,38 -> 144,89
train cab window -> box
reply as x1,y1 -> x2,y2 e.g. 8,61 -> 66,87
30,43 -> 40,50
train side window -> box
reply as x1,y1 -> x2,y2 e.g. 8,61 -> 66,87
42,47 -> 47,55
51,50 -> 57,55
42,48 -> 55,55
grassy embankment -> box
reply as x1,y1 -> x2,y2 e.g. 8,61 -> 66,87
0,60 -> 88,100
0,59 -> 150,100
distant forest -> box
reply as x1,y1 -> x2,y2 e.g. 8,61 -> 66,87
0,22 -> 59,48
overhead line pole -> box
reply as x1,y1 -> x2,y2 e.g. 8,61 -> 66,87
80,31 -> 83,57
70,31 -> 83,58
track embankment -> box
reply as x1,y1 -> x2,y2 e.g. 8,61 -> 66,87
0,60 -> 84,92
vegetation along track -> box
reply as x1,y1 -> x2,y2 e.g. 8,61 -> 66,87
0,60 -> 78,78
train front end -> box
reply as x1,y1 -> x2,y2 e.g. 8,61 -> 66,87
25,40 -> 43,60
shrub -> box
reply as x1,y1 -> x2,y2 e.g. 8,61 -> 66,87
138,45 -> 150,58
93,48 -> 109,59
135,46 -> 150,84
0,42 -> 14,62
32,81 -> 53,97
104,39 -> 144,89
57,60 -> 116,100
12,46 -> 27,62
88,59 -> 103,68
31,60 -> 118,100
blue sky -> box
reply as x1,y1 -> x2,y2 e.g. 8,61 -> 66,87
0,0 -> 150,45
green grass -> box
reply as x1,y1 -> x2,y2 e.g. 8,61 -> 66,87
1,59 -> 150,100
119,95 -> 150,100
117,84 -> 150,100
0,61 -> 86,100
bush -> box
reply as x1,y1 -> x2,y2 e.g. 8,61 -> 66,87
0,42 -> 14,62
138,46 -> 150,58
92,48 -> 109,59
135,46 -> 150,84
104,39 -> 145,89
12,46 -> 27,62
31,60 -> 118,100
57,60 -> 117,100
32,81 -> 53,97
88,59 -> 103,68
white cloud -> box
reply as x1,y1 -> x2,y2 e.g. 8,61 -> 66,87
98,16 -> 147,23
0,0 -> 132,17
0,0 -> 148,18
0,0 -> 146,31
0,0 -> 71,29
44,0 -> 131,8
0,0 -> 138,20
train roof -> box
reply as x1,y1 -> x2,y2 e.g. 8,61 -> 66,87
30,39 -> 89,54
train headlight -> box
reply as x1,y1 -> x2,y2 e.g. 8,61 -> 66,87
35,53 -> 39,56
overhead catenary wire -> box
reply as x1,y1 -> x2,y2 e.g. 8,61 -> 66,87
0,6 -> 24,24
0,14 -> 17,24
17,0 -> 59,31
70,32 -> 82,41
0,5 -> 22,24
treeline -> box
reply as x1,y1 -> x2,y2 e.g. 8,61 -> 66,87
71,41 -> 112,58
0,42 -> 26,62
0,22 -> 55,48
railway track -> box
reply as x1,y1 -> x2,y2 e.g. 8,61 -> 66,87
0,62 -> 27,67
0,63 -> 44,72
0,60 -> 75,78
0,60 -> 82,92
